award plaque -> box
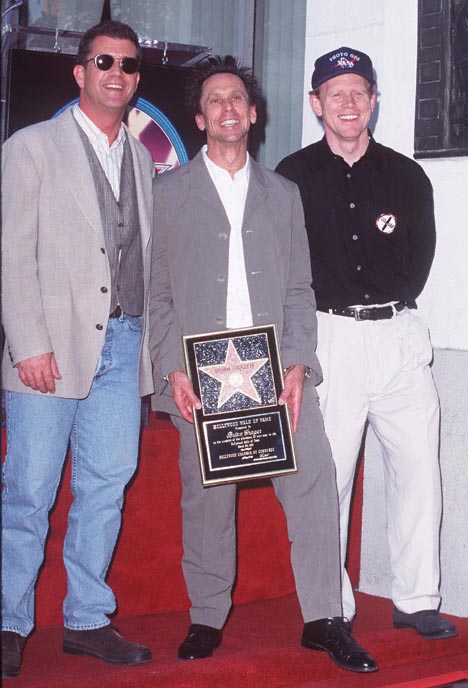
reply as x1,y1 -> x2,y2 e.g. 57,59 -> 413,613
183,325 -> 297,487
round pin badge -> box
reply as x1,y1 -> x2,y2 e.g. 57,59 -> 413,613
375,213 -> 397,234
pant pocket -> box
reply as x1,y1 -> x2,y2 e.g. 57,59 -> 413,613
399,312 -> 433,370
122,314 -> 142,332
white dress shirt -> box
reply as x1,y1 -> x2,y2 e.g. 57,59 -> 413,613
73,104 -> 125,200
202,145 -> 253,329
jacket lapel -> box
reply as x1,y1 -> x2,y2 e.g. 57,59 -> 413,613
243,158 -> 269,225
189,151 -> 270,229
54,108 -> 104,241
190,151 -> 230,220
127,130 -> 153,252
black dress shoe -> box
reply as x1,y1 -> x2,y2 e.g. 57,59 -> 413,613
63,624 -> 152,665
178,624 -> 222,660
393,608 -> 458,639
2,631 -> 27,679
302,617 -> 378,673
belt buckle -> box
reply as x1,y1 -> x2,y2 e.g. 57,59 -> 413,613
355,307 -> 374,321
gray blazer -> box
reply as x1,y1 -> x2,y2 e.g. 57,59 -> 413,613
150,151 -> 322,416
2,107 -> 154,398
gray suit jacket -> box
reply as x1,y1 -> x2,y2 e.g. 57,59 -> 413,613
2,107 -> 154,398
149,150 -> 322,416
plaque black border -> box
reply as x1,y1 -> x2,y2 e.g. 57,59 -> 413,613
183,325 -> 297,487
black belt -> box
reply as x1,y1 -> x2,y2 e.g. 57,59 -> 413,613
109,305 -> 122,318
317,301 -> 415,321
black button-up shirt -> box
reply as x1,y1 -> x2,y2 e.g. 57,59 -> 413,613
276,136 -> 436,309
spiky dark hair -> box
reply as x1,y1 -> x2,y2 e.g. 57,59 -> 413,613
186,54 -> 260,115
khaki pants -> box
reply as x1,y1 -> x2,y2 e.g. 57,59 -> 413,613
316,308 -> 442,620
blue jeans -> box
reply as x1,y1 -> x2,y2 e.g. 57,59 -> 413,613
2,314 -> 143,635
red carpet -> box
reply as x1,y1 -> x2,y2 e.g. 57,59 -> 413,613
3,414 -> 467,686
8,592 -> 468,688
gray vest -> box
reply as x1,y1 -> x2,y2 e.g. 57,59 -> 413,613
78,127 -> 144,316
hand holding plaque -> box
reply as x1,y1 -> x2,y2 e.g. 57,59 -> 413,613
183,325 -> 297,486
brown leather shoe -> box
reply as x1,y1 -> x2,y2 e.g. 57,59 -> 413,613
2,631 -> 27,679
63,624 -> 152,665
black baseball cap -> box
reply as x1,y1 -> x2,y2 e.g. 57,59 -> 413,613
311,47 -> 375,90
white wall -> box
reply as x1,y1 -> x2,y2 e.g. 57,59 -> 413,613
304,0 -> 468,616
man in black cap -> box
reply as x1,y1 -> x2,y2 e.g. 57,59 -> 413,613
276,47 -> 457,639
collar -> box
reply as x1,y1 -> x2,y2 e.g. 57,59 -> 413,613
320,131 -> 380,169
73,104 -> 126,151
201,144 -> 250,183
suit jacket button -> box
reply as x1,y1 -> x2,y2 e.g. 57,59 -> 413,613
101,247 -> 106,254
101,286 -> 108,293
96,324 -> 103,330
215,317 -> 224,325
217,274 -> 226,282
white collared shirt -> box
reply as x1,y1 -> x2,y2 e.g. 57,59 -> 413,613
202,145 -> 253,329
73,104 -> 125,199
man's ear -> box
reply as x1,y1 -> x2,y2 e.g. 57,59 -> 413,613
195,113 -> 206,132
309,93 -> 322,117
73,64 -> 85,89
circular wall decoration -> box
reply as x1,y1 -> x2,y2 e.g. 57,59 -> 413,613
53,96 -> 188,174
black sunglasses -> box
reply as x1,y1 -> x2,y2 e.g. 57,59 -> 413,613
84,53 -> 140,75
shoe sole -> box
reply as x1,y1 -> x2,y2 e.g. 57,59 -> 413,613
393,623 -> 458,639
178,641 -> 222,660
301,640 -> 379,673
178,652 -> 215,660
63,644 -> 152,665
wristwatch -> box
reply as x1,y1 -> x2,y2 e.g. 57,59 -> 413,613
284,365 -> 313,378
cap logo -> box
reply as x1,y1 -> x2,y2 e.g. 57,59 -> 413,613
375,213 -> 397,234
334,56 -> 359,71
330,51 -> 361,68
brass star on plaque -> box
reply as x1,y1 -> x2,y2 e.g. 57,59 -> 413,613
199,339 -> 268,409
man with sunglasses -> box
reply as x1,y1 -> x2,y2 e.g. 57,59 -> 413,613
2,21 -> 154,678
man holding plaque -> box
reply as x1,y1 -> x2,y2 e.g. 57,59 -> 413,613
149,55 -> 377,673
